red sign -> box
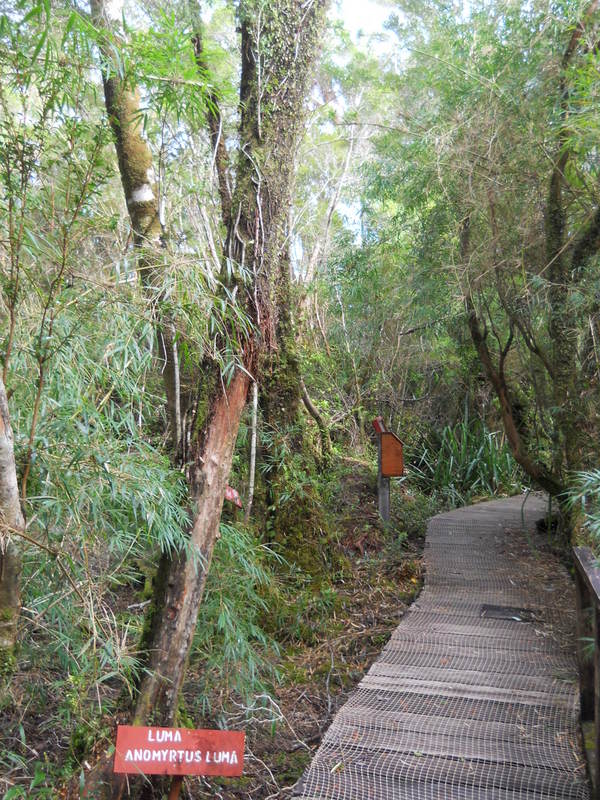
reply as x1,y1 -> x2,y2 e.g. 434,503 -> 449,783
372,416 -> 386,435
113,726 -> 245,776
224,485 -> 243,508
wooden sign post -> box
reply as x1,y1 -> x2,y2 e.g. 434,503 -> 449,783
372,418 -> 404,523
114,726 -> 245,798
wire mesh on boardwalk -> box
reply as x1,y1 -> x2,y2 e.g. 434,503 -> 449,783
293,494 -> 589,800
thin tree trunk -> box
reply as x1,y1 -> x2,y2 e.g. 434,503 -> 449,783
0,374 -> 24,673
461,217 -> 563,497
90,0 -> 181,457
244,380 -> 258,524
336,285 -> 363,439
133,369 -> 251,723
301,124 -> 356,291
545,1 -> 599,478
465,294 -> 563,496
301,377 -> 332,460
314,295 -> 332,357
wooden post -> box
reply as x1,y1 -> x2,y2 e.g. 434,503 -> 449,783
377,433 -> 390,523
372,418 -> 403,525
575,570 -> 594,720
168,776 -> 184,800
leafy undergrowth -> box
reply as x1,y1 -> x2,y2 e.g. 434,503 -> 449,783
0,458 -> 426,800
180,458 -> 425,800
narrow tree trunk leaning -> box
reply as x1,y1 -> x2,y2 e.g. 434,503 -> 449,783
0,374 -> 25,676
299,125 -> 355,306
133,368 -> 250,725
461,218 -> 564,498
85,1 -> 328,796
463,7 -> 600,502
465,293 -> 563,497
244,380 -> 259,524
301,377 -> 332,462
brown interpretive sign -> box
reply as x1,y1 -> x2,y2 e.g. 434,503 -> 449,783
113,726 -> 245,776
381,431 -> 404,477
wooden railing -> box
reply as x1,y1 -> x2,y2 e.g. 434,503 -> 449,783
574,546 -> 600,797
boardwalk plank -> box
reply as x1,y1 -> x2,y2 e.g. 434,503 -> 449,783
294,495 -> 589,800
335,706 -> 577,750
297,748 -> 587,798
319,721 -> 578,771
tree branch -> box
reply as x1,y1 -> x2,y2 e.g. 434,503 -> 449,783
300,377 -> 331,460
190,8 -> 232,229
466,294 -> 562,496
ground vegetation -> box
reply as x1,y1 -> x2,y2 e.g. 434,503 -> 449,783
1,1 -> 600,797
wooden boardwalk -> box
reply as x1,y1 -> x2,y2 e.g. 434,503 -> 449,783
294,495 -> 589,799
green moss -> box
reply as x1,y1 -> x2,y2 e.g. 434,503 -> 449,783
260,334 -> 302,430
175,696 -> 195,729
194,365 -> 220,438
0,647 -> 16,678
69,724 -> 96,761
280,661 -> 309,684
216,775 -> 254,789
135,552 -> 170,680
272,749 -> 311,782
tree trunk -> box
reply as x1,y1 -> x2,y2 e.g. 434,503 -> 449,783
301,377 -> 332,461
461,216 -> 563,497
85,1 -> 327,795
0,374 -> 24,675
133,368 -> 250,725
91,0 -> 181,457
244,380 -> 259,523
465,294 -> 563,497
545,2 -> 599,479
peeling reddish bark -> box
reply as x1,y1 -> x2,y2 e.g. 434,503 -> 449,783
133,369 -> 251,725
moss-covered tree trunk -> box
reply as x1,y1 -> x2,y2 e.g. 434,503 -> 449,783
0,374 -> 24,675
461,211 -> 564,497
85,1 -> 327,796
91,0 -> 181,458
541,2 -> 600,488
466,5 -> 600,507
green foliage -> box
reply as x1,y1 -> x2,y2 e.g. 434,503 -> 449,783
124,11 -> 212,125
1,761 -> 56,799
409,416 -> 524,506
257,420 -> 345,584
192,522 -> 282,714
391,489 -> 438,540
568,471 -> 600,549
9,0 -> 600,795
260,422 -> 321,504
13,302 -> 190,562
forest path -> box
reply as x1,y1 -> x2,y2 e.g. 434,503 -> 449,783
292,494 -> 589,799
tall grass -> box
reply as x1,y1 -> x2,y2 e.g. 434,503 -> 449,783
409,418 -> 523,506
